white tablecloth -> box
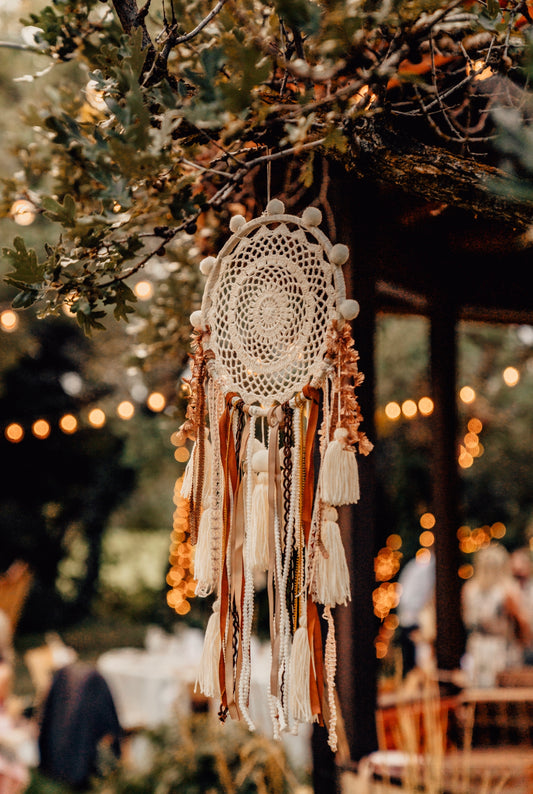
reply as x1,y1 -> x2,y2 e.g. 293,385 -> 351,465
97,628 -> 311,773
97,629 -> 204,730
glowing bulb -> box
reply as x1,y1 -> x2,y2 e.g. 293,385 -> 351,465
134,280 -> 153,300
5,423 -> 24,442
386,534 -> 402,550
459,386 -> 476,404
32,419 -> 50,439
418,396 -> 434,416
117,400 -> 135,420
458,564 -> 474,580
385,401 -> 401,420
420,512 -> 435,529
503,366 -> 519,387
11,199 -> 37,226
88,408 -> 106,428
401,399 -> 417,419
0,310 -> 19,333
468,417 -> 482,434
491,522 -> 506,539
147,392 -> 166,412
59,414 -> 78,434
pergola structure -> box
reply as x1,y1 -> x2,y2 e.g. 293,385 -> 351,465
310,161 -> 533,785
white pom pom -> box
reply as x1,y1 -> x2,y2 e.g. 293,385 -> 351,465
252,449 -> 269,473
190,310 -> 203,328
301,206 -> 322,227
199,256 -> 216,276
319,428 -> 360,506
339,299 -> 360,320
229,214 -> 246,233
329,244 -> 350,266
265,198 -> 285,215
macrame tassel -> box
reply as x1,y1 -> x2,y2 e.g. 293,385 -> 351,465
194,504 -> 217,595
289,620 -> 315,724
320,427 -> 360,506
249,450 -> 269,572
195,600 -> 221,699
180,444 -> 195,499
315,507 -> 351,607
180,428 -> 212,503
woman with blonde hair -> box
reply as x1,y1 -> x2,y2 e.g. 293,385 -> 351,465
462,543 -> 530,687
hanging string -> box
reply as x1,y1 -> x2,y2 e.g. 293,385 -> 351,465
266,148 -> 271,205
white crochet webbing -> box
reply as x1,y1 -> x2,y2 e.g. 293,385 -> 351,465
200,204 -> 348,406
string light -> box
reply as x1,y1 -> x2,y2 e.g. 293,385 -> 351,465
503,366 -> 520,387
88,408 -> 106,428
147,391 -> 166,412
59,414 -> 78,434
0,310 -> 19,332
32,419 -> 50,439
10,199 -> 37,226
5,423 -> 24,443
166,474 -> 196,616
117,400 -> 135,420
134,281 -> 153,301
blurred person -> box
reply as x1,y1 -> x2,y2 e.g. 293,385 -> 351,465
510,546 -> 533,664
397,551 -> 436,678
0,609 -> 13,707
461,543 -> 530,687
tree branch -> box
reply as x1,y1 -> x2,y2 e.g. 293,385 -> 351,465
350,120 -> 533,229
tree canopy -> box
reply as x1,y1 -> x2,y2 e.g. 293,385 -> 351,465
1,0 -> 533,342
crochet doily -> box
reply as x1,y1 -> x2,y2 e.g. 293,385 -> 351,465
199,202 -> 350,406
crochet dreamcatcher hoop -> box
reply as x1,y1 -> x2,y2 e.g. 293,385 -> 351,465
173,199 -> 372,752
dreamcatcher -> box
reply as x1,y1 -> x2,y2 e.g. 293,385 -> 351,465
172,198 -> 372,751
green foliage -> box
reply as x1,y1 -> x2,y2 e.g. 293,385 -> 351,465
96,714 -> 297,794
1,0 -> 531,337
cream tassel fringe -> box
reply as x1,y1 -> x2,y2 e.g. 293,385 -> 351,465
195,599 -> 221,698
249,451 -> 269,571
315,507 -> 351,606
194,504 -> 216,596
180,429 -> 212,504
289,620 -> 315,724
319,427 -> 359,506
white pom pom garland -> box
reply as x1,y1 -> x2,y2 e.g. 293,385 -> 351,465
302,206 -> 323,227
339,299 -> 360,321
329,244 -> 350,265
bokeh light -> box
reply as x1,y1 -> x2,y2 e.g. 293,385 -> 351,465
503,366 -> 519,387
459,386 -> 476,404
5,423 -> 24,443
32,419 -> 51,439
88,408 -> 106,428
384,401 -> 401,420
59,414 -> 78,434
0,310 -> 19,333
147,392 -> 166,412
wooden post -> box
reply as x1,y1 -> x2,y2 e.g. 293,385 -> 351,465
429,294 -> 465,673
331,167 -> 379,767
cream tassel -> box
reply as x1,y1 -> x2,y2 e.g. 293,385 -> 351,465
319,427 -> 360,506
180,443 -> 195,499
194,503 -> 216,596
315,506 -> 351,606
180,428 -> 212,503
249,450 -> 269,572
195,600 -> 221,698
289,619 -> 315,724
